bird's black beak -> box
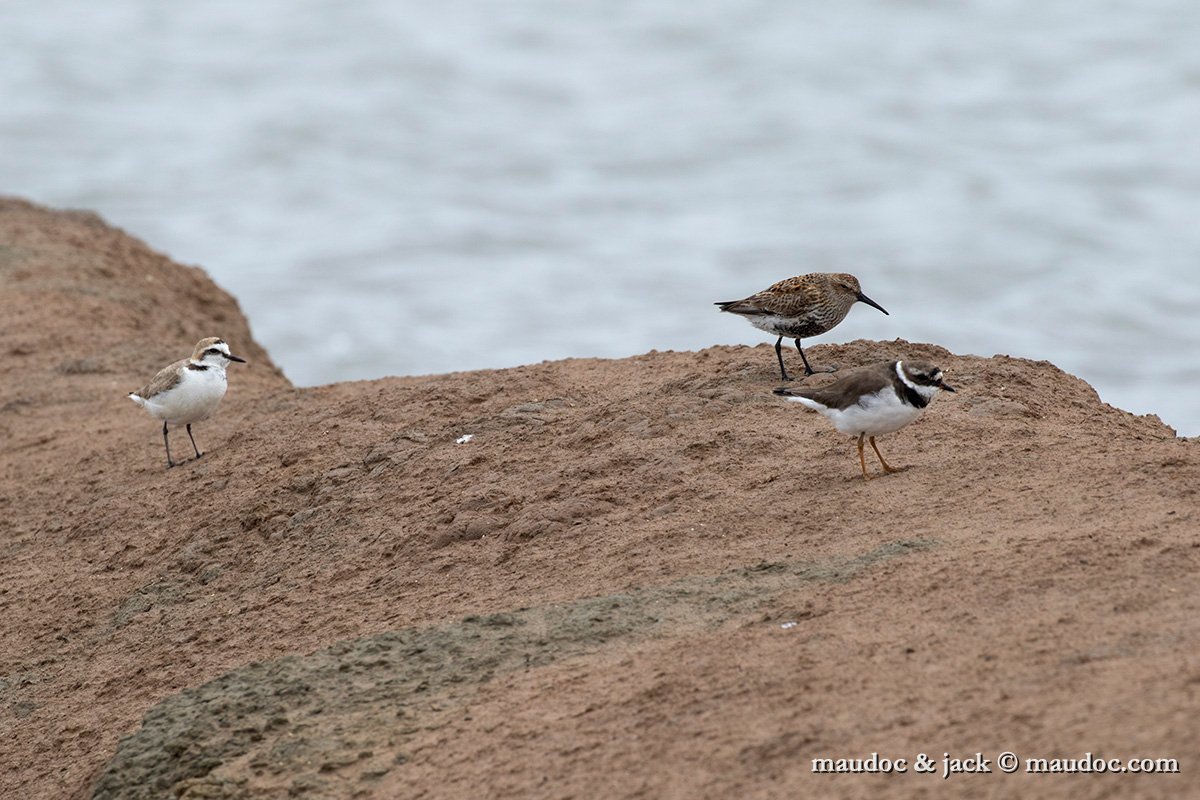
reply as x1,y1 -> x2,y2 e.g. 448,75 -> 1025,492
938,380 -> 956,393
227,354 -> 247,363
856,292 -> 889,315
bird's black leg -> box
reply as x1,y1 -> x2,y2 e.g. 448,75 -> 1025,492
186,424 -> 203,459
795,339 -> 816,376
774,336 -> 792,382
163,421 -> 175,469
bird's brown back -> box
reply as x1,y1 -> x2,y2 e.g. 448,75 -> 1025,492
133,358 -> 187,400
718,273 -> 859,335
782,361 -> 897,410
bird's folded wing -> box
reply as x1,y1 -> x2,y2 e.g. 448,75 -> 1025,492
133,358 -> 187,399
791,369 -> 893,410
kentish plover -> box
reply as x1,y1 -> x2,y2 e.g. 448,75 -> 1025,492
128,337 -> 246,468
773,359 -> 954,479
716,273 -> 889,381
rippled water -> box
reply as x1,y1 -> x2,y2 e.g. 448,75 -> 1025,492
4,0 -> 1199,434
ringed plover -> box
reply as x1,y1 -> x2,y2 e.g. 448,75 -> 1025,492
774,359 -> 954,479
128,337 -> 246,468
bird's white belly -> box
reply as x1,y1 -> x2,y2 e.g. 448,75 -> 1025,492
142,370 -> 228,424
747,315 -> 793,336
822,390 -> 928,436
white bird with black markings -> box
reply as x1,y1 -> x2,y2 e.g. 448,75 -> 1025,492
774,359 -> 954,479
128,337 -> 246,468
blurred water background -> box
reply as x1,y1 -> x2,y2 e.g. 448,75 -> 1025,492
3,0 -> 1199,434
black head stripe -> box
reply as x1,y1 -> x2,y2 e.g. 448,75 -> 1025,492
902,383 -> 928,409
894,365 -> 929,409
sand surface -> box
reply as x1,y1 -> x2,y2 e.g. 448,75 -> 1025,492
1,198 -> 1197,799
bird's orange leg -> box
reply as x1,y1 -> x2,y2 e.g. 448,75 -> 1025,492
857,433 -> 872,480
869,436 -> 899,474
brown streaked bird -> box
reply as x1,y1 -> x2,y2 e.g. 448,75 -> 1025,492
773,359 -> 954,480
716,272 -> 888,381
128,337 -> 247,468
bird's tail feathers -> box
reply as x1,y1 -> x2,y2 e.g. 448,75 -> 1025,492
715,299 -> 763,315
772,388 -> 821,411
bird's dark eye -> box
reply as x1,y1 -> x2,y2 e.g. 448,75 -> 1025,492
206,348 -> 221,355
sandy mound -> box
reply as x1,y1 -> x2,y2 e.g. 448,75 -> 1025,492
2,198 -> 1196,799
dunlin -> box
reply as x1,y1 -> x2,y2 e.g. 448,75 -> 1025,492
716,273 -> 888,381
